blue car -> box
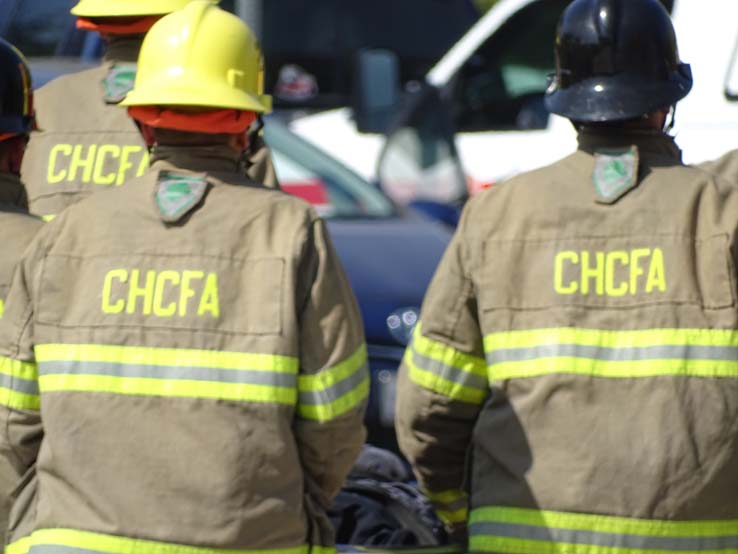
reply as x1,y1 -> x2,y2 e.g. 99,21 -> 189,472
1,2 -> 453,449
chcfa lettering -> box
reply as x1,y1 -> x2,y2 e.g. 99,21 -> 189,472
101,269 -> 220,318
554,248 -> 666,297
48,144 -> 149,186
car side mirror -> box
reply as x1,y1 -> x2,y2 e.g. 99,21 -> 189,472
353,49 -> 401,134
377,82 -> 468,211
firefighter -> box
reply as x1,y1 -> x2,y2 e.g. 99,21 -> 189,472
21,0 -> 280,222
0,3 -> 368,552
0,38 -> 43,545
396,0 -> 738,552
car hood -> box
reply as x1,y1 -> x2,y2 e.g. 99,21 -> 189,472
326,216 -> 451,346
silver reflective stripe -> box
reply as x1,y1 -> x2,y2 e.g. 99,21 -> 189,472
411,349 -> 487,390
0,372 -> 39,395
470,521 -> 738,552
38,361 -> 296,388
487,344 -> 738,365
298,362 -> 368,406
31,547 -> 104,554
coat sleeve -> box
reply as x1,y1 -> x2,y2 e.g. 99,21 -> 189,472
293,217 -> 368,510
395,202 -> 487,533
0,236 -> 45,544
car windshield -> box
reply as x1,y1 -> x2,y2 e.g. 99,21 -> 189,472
263,120 -> 397,219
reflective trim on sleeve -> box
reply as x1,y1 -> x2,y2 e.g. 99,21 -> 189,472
484,328 -> 738,380
469,506 -> 738,554
35,344 -> 298,405
0,298 -> 4,318
6,534 -> 31,554
11,528 -> 337,554
0,355 -> 40,410
406,323 -> 488,404
427,489 -> 469,525
298,344 -> 369,422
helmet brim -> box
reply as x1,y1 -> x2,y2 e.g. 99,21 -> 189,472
71,0 -> 217,18
121,73 -> 272,114
545,65 -> 693,122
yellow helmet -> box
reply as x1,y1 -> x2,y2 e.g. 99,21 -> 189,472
71,0 -> 217,18
121,1 -> 271,113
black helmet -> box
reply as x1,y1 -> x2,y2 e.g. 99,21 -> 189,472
0,39 -> 34,136
544,0 -> 693,122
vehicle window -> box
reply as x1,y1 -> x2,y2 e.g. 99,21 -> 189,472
452,0 -> 569,132
264,122 -> 396,219
4,0 -> 77,57
263,0 -> 479,109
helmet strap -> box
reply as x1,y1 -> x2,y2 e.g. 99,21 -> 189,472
239,115 -> 264,170
665,105 -> 677,133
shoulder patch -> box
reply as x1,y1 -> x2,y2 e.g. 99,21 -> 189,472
592,146 -> 640,204
154,172 -> 209,223
102,63 -> 137,104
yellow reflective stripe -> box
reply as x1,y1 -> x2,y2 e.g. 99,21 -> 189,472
413,323 -> 486,379
0,355 -> 40,410
298,344 -> 367,391
469,507 -> 738,554
40,214 -> 55,222
427,489 -> 467,504
484,328 -> 738,380
6,534 -> 31,554
0,298 -> 4,318
39,374 -> 296,405
0,387 -> 40,410
405,348 -> 487,404
35,344 -> 298,404
470,535 -> 636,554
10,528 -> 337,554
297,375 -> 369,422
297,344 -> 369,421
485,328 -> 738,350
471,507 -> 738,536
0,355 -> 38,381
436,507 -> 469,525
489,357 -> 738,380
35,344 -> 298,373
428,489 -> 469,525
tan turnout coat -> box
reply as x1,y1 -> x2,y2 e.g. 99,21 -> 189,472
0,173 -> 42,546
0,147 -> 367,554
397,129 -> 738,554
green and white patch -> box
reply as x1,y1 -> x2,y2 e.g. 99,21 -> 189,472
155,172 -> 208,223
102,63 -> 137,104
592,146 -> 640,204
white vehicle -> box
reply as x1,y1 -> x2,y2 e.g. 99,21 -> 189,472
289,0 -> 738,205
